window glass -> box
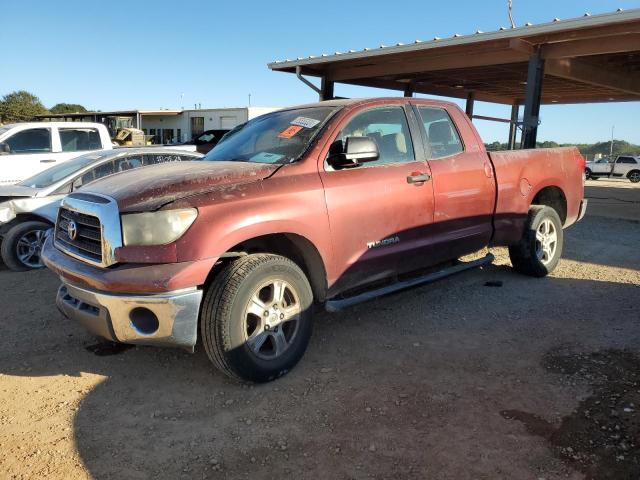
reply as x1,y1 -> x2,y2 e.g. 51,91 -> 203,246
114,156 -> 143,172
204,107 -> 336,165
617,157 -> 637,164
334,106 -> 415,166
74,161 -> 116,189
3,128 -> 51,154
417,106 -> 463,159
59,128 -> 101,152
18,152 -> 103,188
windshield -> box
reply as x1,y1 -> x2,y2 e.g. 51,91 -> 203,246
204,107 -> 337,164
18,152 -> 106,188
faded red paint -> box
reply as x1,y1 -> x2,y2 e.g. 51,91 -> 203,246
43,98 -> 585,297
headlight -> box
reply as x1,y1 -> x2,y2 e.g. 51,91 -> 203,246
121,208 -> 198,246
0,203 -> 15,224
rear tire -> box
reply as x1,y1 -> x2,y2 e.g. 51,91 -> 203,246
0,221 -> 51,271
628,170 -> 640,183
201,254 -> 314,382
508,206 -> 563,277
584,168 -> 592,180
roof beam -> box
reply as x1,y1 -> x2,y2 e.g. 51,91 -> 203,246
545,58 -> 640,95
541,33 -> 640,59
328,48 -> 529,82
341,77 -> 514,104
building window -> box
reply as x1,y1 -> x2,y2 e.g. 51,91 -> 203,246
177,129 -> 181,143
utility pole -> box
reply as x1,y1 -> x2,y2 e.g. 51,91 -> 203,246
248,93 -> 251,107
609,125 -> 615,159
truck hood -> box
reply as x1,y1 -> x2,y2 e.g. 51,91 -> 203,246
0,184 -> 40,200
84,160 -> 280,212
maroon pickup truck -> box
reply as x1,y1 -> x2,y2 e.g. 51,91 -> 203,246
42,98 -> 587,382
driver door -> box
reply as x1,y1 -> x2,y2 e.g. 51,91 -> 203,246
319,104 -> 435,295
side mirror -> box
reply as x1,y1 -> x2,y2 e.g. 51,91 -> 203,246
328,136 -> 379,169
0,142 -> 9,155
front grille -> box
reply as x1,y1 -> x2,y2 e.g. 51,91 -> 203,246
55,208 -> 103,262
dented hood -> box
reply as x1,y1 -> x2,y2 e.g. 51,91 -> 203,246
83,161 -> 279,212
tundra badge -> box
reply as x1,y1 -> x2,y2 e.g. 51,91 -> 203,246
367,236 -> 400,249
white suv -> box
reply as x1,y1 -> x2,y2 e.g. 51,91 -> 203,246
585,155 -> 640,183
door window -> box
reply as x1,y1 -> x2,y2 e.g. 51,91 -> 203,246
3,128 -> 51,154
114,156 -> 143,172
334,106 -> 415,166
617,157 -> 637,164
73,161 -> 116,189
417,107 -> 463,159
59,128 -> 102,152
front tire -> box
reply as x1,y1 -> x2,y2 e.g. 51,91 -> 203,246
628,170 -> 640,183
508,206 -> 563,277
201,254 -> 314,382
584,168 -> 592,180
0,221 -> 51,271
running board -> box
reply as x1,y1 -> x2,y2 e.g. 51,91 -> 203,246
325,253 -> 494,312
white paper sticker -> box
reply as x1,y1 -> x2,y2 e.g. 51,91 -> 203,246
290,116 -> 321,128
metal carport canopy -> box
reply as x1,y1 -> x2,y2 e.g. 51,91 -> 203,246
268,8 -> 640,148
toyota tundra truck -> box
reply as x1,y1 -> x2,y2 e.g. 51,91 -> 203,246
42,98 -> 587,382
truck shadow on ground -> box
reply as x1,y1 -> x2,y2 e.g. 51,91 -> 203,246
1,262 -> 639,478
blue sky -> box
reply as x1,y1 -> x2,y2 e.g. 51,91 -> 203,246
2,0 -> 638,144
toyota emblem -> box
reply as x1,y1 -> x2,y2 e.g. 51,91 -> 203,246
67,220 -> 78,241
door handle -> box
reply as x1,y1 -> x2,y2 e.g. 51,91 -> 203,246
407,172 -> 431,184
40,159 -> 56,163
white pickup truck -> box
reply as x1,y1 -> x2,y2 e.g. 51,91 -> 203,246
0,122 -> 113,185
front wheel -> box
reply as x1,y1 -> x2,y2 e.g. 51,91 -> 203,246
584,168 -> 592,180
201,254 -> 314,382
0,221 -> 51,271
628,170 -> 640,183
508,206 -> 563,277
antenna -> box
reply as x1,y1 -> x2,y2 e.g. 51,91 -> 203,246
508,0 -> 516,28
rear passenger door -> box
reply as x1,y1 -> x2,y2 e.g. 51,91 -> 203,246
319,104 -> 436,294
412,104 -> 496,259
612,156 -> 637,177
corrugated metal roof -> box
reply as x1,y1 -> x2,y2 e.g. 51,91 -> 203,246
268,8 -> 640,70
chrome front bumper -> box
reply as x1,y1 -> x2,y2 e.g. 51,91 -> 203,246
56,282 -> 203,350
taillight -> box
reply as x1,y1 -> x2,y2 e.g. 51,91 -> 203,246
575,151 -> 586,171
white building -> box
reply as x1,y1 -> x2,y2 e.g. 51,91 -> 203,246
38,107 -> 279,143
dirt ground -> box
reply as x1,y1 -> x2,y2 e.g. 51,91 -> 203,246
0,180 -> 638,479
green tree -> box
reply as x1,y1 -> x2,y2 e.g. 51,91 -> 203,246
50,103 -> 87,114
0,90 -> 48,123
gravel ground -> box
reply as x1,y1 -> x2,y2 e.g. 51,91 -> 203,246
0,184 -> 638,479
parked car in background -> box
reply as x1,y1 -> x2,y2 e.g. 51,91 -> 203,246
0,122 -> 113,185
585,155 -> 640,182
185,129 -> 230,154
0,148 -> 202,271
42,98 -> 586,383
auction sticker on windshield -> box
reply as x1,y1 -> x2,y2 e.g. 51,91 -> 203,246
278,125 -> 303,139
290,116 -> 321,128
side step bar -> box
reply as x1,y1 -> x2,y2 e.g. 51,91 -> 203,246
325,253 -> 494,312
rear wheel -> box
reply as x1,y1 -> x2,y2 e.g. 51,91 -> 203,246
508,206 -> 563,277
201,254 -> 314,382
584,168 -> 592,180
0,221 -> 51,271
628,170 -> 640,183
